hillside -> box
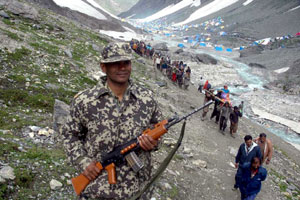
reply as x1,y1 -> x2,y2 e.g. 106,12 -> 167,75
94,0 -> 138,15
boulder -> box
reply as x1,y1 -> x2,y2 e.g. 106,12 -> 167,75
240,46 -> 264,58
6,0 -> 39,20
0,10 -> 9,19
192,159 -> 207,168
0,166 -> 15,180
194,53 -> 217,65
175,48 -> 184,54
64,49 -> 72,58
53,99 -> 70,133
50,179 -> 63,190
249,63 -> 266,69
153,42 -> 169,51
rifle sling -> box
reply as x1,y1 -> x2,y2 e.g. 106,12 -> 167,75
129,120 -> 186,200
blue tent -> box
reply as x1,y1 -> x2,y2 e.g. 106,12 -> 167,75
200,43 -> 206,47
178,43 -> 185,48
215,46 -> 223,51
226,48 -> 232,52
240,46 -> 244,50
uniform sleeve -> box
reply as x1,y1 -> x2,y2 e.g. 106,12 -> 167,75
60,99 -> 92,171
150,99 -> 163,124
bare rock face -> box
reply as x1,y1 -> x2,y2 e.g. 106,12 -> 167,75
153,42 -> 169,51
240,45 -> 264,58
193,53 -> 217,65
4,0 -> 39,20
53,99 -> 70,134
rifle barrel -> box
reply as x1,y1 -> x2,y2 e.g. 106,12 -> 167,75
165,100 -> 213,129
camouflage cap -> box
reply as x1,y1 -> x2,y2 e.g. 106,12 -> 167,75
101,42 -> 133,64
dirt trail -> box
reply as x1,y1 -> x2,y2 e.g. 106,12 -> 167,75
139,56 -> 300,200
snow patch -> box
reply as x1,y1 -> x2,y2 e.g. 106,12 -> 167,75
175,0 -> 239,26
52,0 -> 107,20
99,30 -> 142,41
243,0 -> 254,6
139,0 -> 197,22
252,107 -> 300,134
288,5 -> 300,12
191,0 -> 201,7
86,0 -> 119,20
274,67 -> 289,74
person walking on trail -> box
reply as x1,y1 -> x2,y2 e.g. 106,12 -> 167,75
254,133 -> 273,165
238,101 -> 244,114
219,101 -> 231,133
198,77 -> 205,93
210,90 -> 222,123
234,135 -> 262,190
238,157 -> 267,200
155,55 -> 161,70
230,106 -> 243,138
61,42 -> 163,200
201,89 -> 214,121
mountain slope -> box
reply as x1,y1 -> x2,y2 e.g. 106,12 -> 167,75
25,0 -> 138,32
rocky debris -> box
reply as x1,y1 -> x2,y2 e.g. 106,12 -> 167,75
240,45 -> 264,58
192,159 -> 207,168
0,166 -> 15,180
175,48 -> 184,54
249,63 -> 266,69
153,42 -> 169,51
64,49 -> 73,58
92,44 -> 102,52
4,0 -> 39,20
50,179 -> 63,190
137,57 -> 146,65
193,53 -> 218,65
0,10 -> 9,19
53,99 -> 70,133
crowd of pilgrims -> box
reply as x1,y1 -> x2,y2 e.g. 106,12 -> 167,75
130,39 -> 192,89
130,39 -> 243,137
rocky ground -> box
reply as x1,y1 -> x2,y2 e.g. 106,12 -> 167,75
0,1 -> 300,200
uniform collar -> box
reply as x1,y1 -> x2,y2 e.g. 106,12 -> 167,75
95,76 -> 137,99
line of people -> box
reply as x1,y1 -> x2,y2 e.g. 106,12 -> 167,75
130,39 -> 155,59
200,83 -> 243,138
198,80 -> 274,200
153,54 -> 192,89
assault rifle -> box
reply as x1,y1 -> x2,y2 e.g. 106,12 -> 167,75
71,100 -> 214,195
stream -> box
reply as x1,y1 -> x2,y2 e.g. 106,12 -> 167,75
152,34 -> 300,148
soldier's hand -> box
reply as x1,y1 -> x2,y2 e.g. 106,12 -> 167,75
83,161 -> 101,181
138,134 -> 158,151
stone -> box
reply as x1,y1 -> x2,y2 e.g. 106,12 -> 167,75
192,159 -> 207,168
64,49 -> 72,58
229,147 -> 237,156
38,129 -> 50,137
6,0 -> 39,20
137,58 -> 146,65
240,45 -> 264,58
0,176 -> 5,183
0,10 -> 9,19
66,179 -> 72,185
161,182 -> 172,190
0,166 -> 15,180
53,99 -> 70,133
175,48 -> 184,54
281,191 -> 292,198
182,147 -> 192,154
153,42 -> 169,51
50,179 -> 63,190
92,44 -> 102,52
193,53 -> 217,65
45,83 -> 60,90
28,132 -> 35,138
64,173 -> 71,178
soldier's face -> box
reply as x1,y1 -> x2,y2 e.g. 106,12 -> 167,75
101,60 -> 131,84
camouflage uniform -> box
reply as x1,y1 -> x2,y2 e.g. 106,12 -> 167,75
61,42 -> 162,199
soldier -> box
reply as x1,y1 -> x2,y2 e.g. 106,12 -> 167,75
61,42 -> 163,199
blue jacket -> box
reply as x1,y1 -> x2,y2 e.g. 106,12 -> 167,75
235,143 -> 262,165
239,163 -> 267,196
